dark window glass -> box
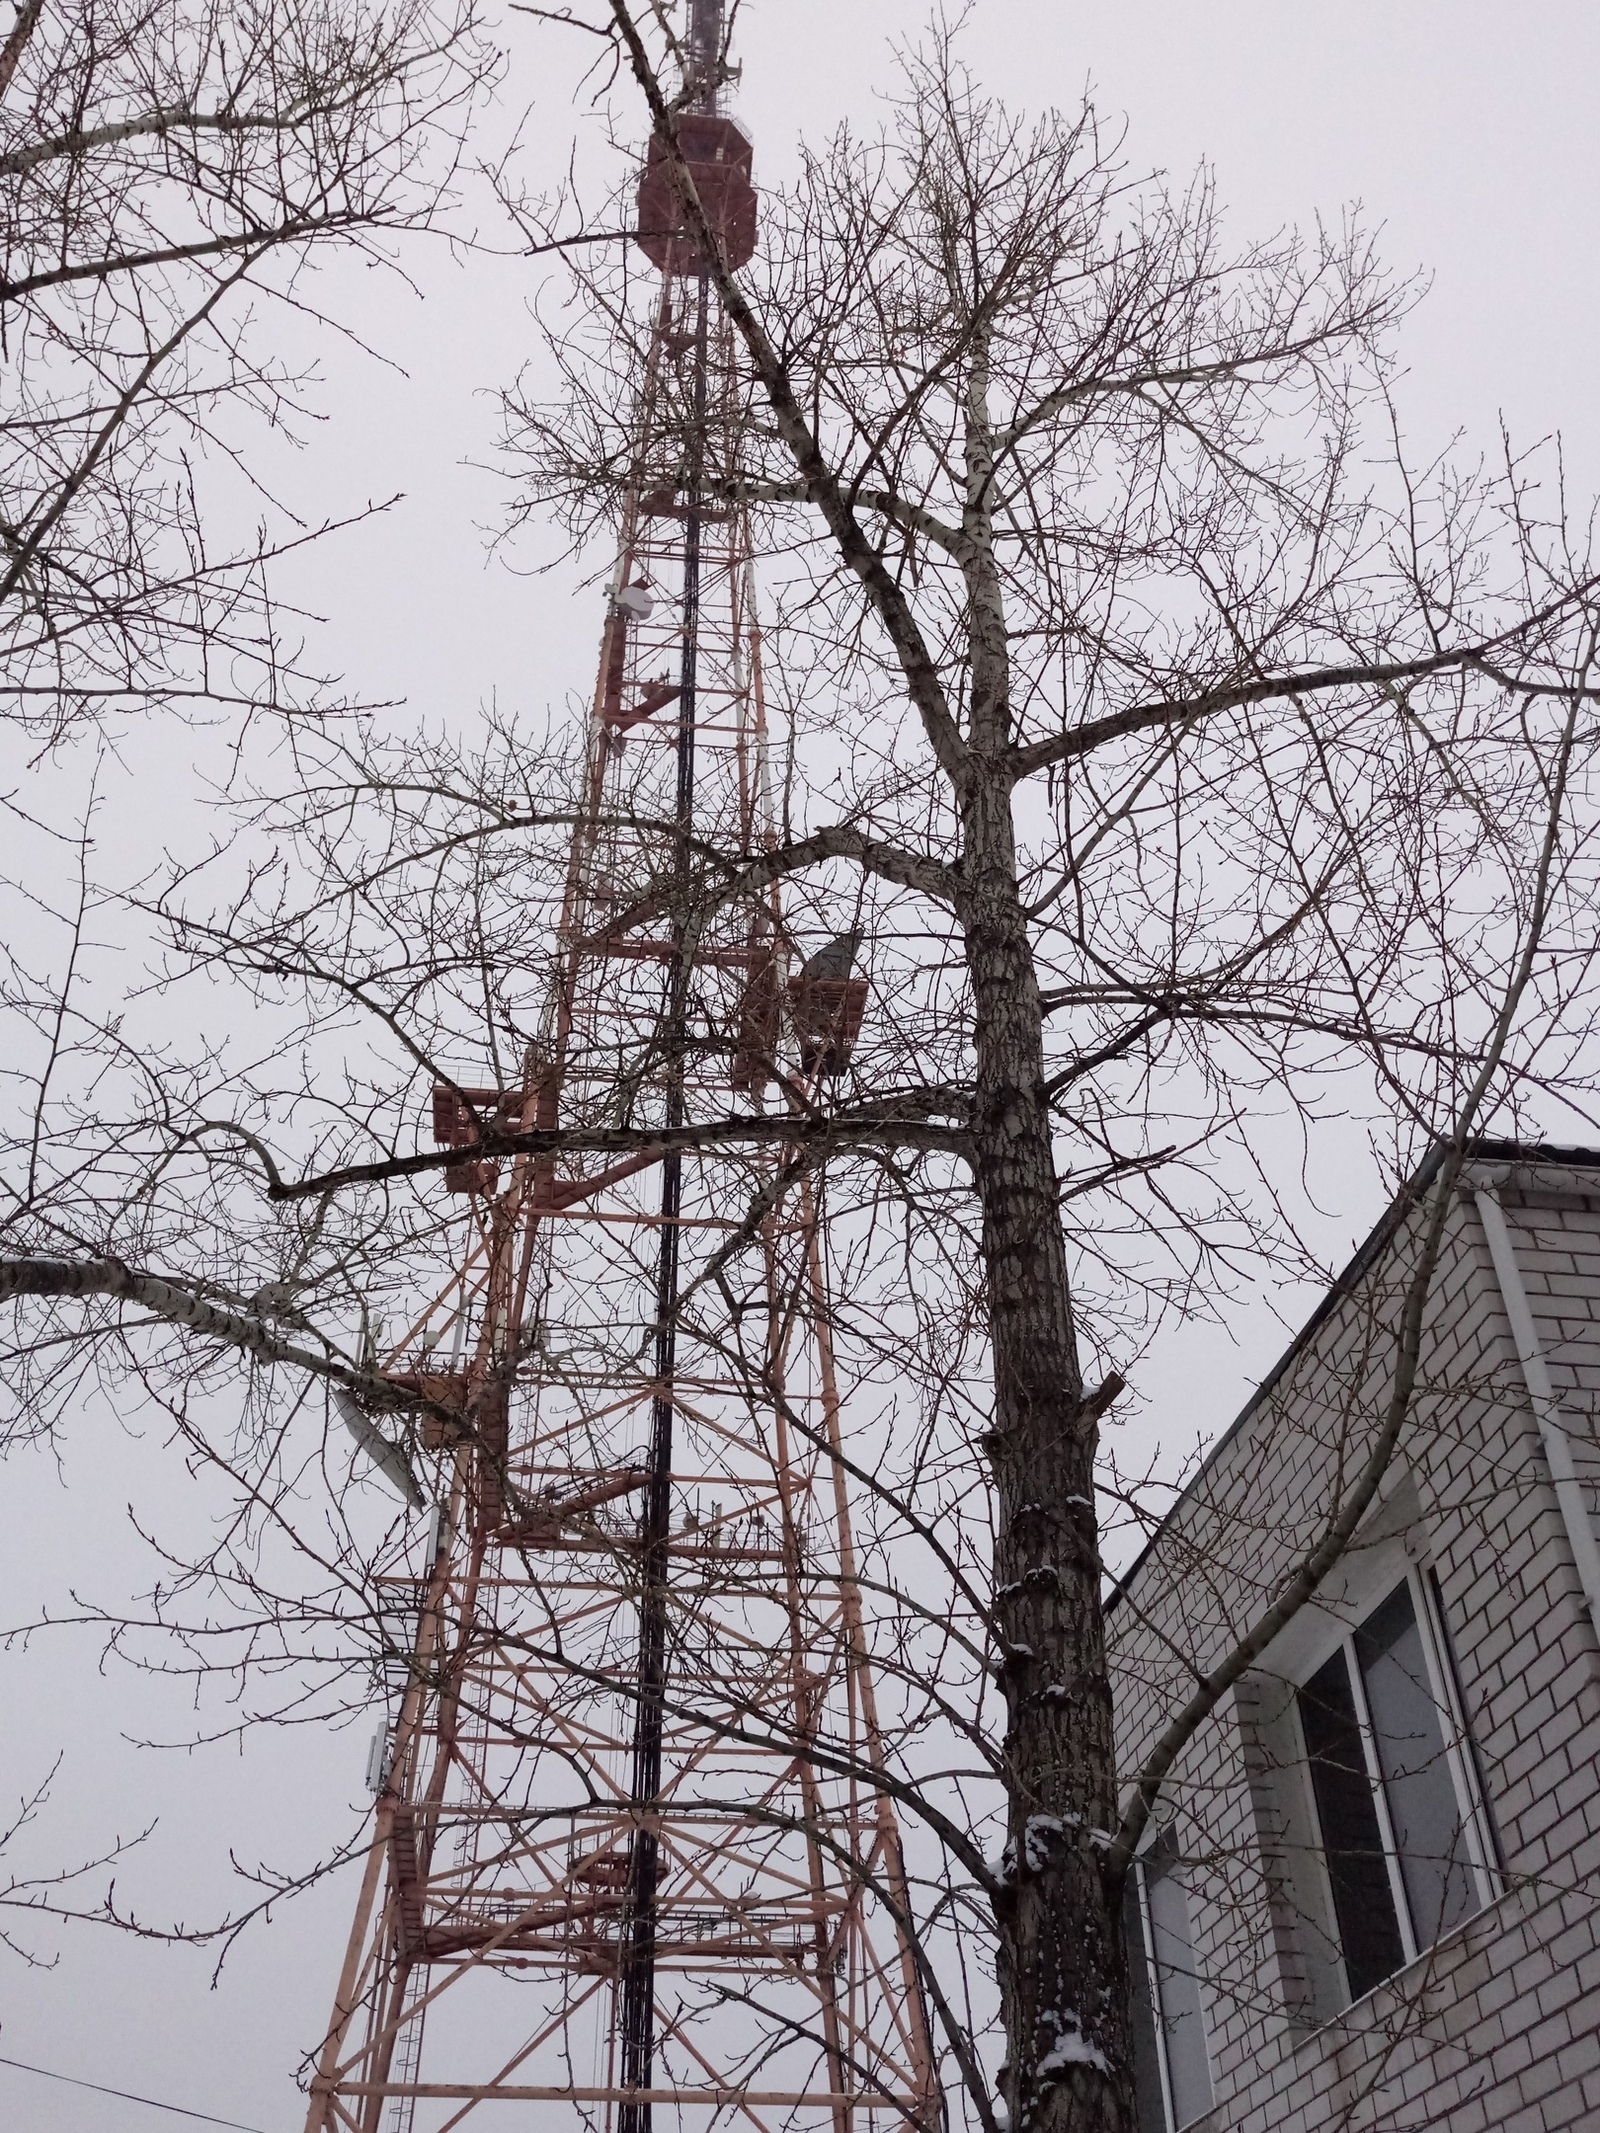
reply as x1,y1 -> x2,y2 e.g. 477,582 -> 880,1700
1122,1874 -> 1167,2133
1298,1646 -> 1406,2000
1356,1580 -> 1474,1947
1144,1833 -> 1213,2127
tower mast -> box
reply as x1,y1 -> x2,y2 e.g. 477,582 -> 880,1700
302,12 -> 941,2130
617,4 -> 716,2113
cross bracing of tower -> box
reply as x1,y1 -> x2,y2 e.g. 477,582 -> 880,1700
301,10 -> 942,2130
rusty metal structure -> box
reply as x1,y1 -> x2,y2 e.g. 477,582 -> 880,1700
302,9 -> 940,2129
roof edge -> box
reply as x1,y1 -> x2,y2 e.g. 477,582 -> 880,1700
1102,1137 -> 1600,1614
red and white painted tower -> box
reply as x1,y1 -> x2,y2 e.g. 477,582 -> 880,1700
302,9 -> 942,2129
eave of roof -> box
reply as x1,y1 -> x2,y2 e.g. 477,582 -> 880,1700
1102,1138 -> 1600,1614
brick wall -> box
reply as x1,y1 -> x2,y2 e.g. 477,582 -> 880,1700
1108,1149 -> 1600,2131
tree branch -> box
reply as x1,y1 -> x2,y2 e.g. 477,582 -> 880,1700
0,212 -> 372,302
1012,596 -> 1600,782
0,98 -> 379,179
0,1254 -> 439,1417
262,1096 -> 973,1202
0,0 -> 42,102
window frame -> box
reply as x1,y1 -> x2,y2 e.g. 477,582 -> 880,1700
1282,1555 -> 1498,2006
1126,1823 -> 1215,2133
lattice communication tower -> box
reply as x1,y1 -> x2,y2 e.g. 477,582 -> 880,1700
302,9 -> 941,2130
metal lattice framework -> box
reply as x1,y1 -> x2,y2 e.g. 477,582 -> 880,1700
301,28 -> 941,2128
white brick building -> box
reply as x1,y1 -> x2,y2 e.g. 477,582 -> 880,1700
1107,1142 -> 1600,2132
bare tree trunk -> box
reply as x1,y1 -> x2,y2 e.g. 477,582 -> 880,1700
963,770 -> 1131,2131
955,317 -> 1129,2126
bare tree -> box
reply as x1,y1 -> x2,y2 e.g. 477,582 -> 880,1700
0,0 -> 490,747
4,15 -> 1600,2133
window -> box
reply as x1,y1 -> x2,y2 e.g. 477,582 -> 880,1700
1124,1826 -> 1214,2132
1294,1567 -> 1495,2006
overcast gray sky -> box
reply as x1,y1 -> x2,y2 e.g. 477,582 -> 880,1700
5,5 -> 1600,2127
